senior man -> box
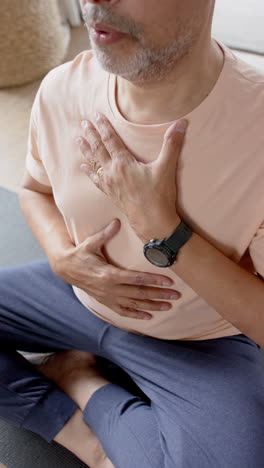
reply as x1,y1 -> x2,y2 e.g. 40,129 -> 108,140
1,0 -> 264,467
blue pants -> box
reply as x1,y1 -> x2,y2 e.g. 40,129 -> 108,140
0,260 -> 264,468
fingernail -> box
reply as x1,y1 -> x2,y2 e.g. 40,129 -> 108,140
162,280 -> 172,286
80,164 -> 91,172
175,120 -> 188,133
81,120 -> 88,129
169,293 -> 179,300
160,304 -> 171,311
76,137 -> 82,144
96,112 -> 101,122
165,120 -> 188,139
140,313 -> 152,320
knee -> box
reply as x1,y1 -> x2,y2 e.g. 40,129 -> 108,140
93,451 -> 115,468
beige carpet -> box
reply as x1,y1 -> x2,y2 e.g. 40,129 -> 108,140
0,25 -> 90,193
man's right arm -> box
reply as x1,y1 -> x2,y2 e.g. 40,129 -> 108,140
18,170 -> 73,272
18,170 -> 180,320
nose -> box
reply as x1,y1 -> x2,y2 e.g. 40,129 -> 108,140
80,0 -> 120,15
82,0 -> 119,4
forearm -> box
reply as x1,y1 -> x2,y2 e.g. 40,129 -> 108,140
18,188 -> 74,270
171,231 -> 264,346
139,221 -> 264,347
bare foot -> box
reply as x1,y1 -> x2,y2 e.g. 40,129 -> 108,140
34,350 -> 98,383
34,350 -> 111,410
29,351 -> 114,468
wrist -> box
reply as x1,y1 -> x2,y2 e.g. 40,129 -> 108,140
51,242 -> 75,276
143,219 -> 193,268
137,215 -> 181,243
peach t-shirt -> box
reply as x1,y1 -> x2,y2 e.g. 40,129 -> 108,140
26,40 -> 264,340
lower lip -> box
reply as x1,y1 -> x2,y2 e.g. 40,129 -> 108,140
90,27 -> 127,45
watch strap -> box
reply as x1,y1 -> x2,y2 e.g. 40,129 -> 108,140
165,221 -> 193,253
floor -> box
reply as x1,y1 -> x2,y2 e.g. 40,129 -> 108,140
1,25 -> 264,194
0,26 -> 90,194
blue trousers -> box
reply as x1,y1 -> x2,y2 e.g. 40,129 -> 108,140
0,259 -> 264,468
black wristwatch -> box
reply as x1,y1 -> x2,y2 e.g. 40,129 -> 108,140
143,221 -> 193,267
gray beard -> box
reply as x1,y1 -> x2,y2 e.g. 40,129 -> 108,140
89,31 -> 195,84
84,4 -> 203,84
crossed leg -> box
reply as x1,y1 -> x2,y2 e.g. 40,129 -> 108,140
0,260 -> 163,468
1,260 -> 264,468
29,350 -> 114,468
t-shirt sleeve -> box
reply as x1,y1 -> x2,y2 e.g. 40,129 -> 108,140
25,89 -> 52,187
248,221 -> 264,279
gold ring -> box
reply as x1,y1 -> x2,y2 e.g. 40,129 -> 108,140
96,166 -> 103,176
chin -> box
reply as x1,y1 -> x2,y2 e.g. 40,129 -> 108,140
92,51 -> 149,84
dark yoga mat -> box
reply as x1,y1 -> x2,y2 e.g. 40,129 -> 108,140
0,187 -> 88,468
0,187 -> 46,267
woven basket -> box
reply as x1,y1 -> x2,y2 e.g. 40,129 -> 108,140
0,0 -> 70,88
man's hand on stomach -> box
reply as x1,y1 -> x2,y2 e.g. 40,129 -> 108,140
54,219 -> 181,320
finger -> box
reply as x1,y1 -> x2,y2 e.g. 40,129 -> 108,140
76,136 -> 91,163
114,269 -> 174,287
114,285 -> 181,301
117,305 -> 153,320
94,112 -> 133,161
120,298 -> 172,311
156,119 -> 188,171
81,291 -> 152,320
83,219 -> 121,251
80,160 -> 102,190
81,120 -> 111,166
77,137 -> 103,173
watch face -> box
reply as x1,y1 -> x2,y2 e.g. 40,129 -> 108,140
144,246 -> 169,267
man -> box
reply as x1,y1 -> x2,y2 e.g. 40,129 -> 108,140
0,0 -> 264,466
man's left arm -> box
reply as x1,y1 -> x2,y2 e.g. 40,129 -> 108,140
140,219 -> 264,347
